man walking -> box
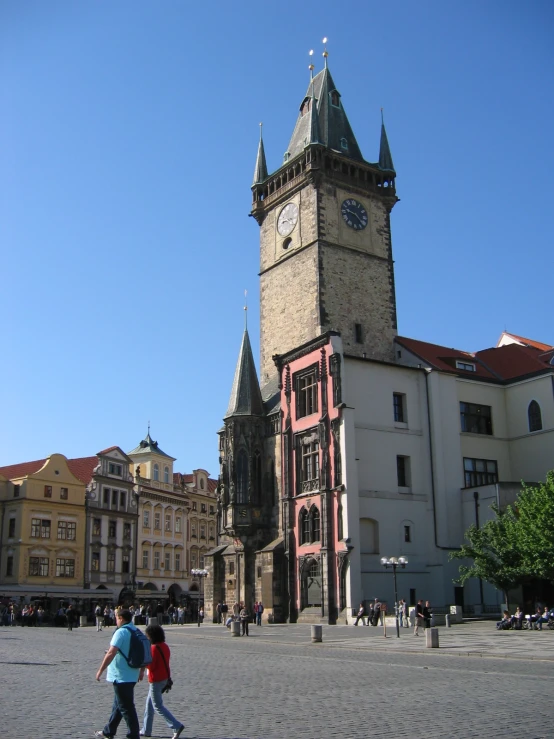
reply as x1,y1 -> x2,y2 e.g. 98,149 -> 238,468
95,604 -> 103,631
354,602 -> 366,626
414,599 -> 424,636
95,607 -> 143,739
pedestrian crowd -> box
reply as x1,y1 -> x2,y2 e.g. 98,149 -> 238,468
353,597 -> 434,635
496,604 -> 554,631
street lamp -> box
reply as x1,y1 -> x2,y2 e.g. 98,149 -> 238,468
380,556 -> 408,638
191,569 -> 208,626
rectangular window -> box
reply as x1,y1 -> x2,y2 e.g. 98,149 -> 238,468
175,516 -> 182,533
142,549 -> 149,569
154,551 -> 160,569
297,370 -> 318,418
200,524 -> 206,539
456,361 -> 476,372
143,510 -> 150,528
122,555 -> 130,574
60,487 -> 68,500
56,558 -> 75,578
229,561 -> 235,575
6,556 -> 14,576
107,552 -> 115,572
209,505 -> 215,515
31,518 -> 40,537
165,552 -> 171,570
201,503 -> 207,513
191,552 -> 197,568
301,440 -> 319,492
8,518 -> 15,537
108,520 -> 117,538
209,525 -> 215,540
30,557 -> 49,577
92,552 -> 100,571
404,525 -> 411,543
354,323 -> 363,343
165,514 -> 171,532
192,502 -> 197,511
57,521 -> 76,540
175,552 -> 181,571
120,492 -> 126,509
93,518 -> 101,536
460,402 -> 493,435
13,484 -> 20,497
44,485 -> 52,498
123,522 -> 131,540
397,456 -> 411,487
191,523 -> 197,538
463,458 -> 498,488
154,513 -> 161,530
109,463 -> 122,476
393,393 -> 406,423
103,489 -> 110,505
112,489 -> 118,506
31,519 -> 51,538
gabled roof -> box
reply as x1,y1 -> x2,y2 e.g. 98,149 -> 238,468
173,471 -> 218,493
127,433 -> 176,460
0,455 -> 99,484
497,331 -> 553,352
225,329 -> 264,418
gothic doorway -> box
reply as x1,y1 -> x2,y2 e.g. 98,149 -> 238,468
301,558 -> 322,609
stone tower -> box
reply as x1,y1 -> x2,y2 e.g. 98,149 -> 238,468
251,64 -> 399,382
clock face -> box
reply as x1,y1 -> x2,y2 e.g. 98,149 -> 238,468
277,202 -> 299,237
341,198 -> 368,230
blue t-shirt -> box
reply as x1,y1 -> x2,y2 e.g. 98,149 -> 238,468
106,624 -> 141,683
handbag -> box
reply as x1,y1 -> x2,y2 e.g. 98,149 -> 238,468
156,645 -> 174,693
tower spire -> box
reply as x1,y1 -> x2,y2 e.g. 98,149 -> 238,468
225,328 -> 264,419
252,123 -> 268,186
306,77 -> 322,146
378,108 -> 395,172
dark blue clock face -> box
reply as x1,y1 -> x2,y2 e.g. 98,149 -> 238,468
341,198 -> 368,230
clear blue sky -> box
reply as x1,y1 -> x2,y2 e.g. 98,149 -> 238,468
2,1 -> 553,473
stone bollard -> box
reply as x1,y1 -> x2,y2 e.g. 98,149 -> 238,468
80,615 -> 87,627
231,620 -> 241,637
311,625 -> 322,643
148,617 -> 158,627
426,627 -> 439,648
445,614 -> 451,628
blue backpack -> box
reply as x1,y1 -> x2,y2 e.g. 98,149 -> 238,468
120,624 -> 152,669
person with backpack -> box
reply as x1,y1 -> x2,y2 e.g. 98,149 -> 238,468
95,607 -> 147,739
140,624 -> 184,739
257,602 -> 264,626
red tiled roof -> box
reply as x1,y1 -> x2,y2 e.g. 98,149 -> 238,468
68,456 -> 100,484
499,332 -> 553,352
173,471 -> 218,493
0,459 -> 47,480
0,455 -> 98,484
475,344 -> 551,381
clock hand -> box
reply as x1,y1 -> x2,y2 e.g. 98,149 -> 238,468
345,208 -> 363,223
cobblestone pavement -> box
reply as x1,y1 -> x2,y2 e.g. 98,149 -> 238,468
2,621 -> 553,739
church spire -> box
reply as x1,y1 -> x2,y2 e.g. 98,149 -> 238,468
225,328 -> 264,419
252,123 -> 268,186
305,80 -> 322,147
378,109 -> 395,173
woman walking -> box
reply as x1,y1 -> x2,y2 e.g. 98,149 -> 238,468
140,624 -> 184,739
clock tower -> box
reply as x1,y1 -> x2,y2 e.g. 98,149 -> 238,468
251,63 -> 398,382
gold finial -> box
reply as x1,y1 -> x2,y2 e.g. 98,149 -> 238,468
308,49 -> 314,78
259,122 -> 263,140
322,37 -> 328,67
244,289 -> 248,330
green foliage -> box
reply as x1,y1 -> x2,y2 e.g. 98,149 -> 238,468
514,471 -> 554,582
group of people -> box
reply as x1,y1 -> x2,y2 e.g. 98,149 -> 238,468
496,605 -> 554,631
353,598 -> 433,635
1,602 -> 45,626
217,600 -> 264,633
95,607 -> 184,739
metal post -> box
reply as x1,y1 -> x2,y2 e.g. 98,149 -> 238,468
392,564 -> 400,639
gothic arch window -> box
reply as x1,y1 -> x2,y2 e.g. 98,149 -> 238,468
253,450 -> 262,503
300,508 -> 310,545
299,505 -> 321,544
311,507 -> 321,542
164,466 -> 169,483
528,400 -> 542,432
153,463 -> 159,482
237,450 -> 249,504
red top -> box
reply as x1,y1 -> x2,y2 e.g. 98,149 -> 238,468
147,642 -> 171,683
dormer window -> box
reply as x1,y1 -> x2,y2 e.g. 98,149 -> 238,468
283,151 -> 290,162
330,90 -> 340,107
340,137 -> 348,151
456,360 -> 476,372
300,98 -> 311,116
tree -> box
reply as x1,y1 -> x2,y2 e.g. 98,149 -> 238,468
514,471 -> 554,583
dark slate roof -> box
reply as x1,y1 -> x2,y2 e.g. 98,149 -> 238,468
285,67 -> 364,163
225,329 -> 264,418
128,433 -> 176,460
261,374 -> 281,415
378,118 -> 395,173
252,126 -> 268,185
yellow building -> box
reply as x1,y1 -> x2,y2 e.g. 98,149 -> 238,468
0,454 -> 87,603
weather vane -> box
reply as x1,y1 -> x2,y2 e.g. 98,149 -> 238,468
322,37 -> 328,67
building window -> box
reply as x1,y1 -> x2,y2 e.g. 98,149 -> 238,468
8,518 -> 15,537
56,558 -> 75,578
153,464 -> 159,481
312,508 -> 321,541
192,502 -> 197,511
164,466 -> 169,483
201,503 -> 207,513
199,555 -> 205,568
175,516 -> 182,533
175,552 -> 181,571
103,489 -> 110,505
463,458 -> 498,488
341,137 -> 349,151
143,510 -> 150,528
460,402 -> 493,435
393,393 -> 406,423
209,505 -> 215,516
109,463 -> 122,476
229,561 -> 235,575
200,524 -> 206,539
165,552 -> 170,570
154,512 -> 161,530
142,549 -> 149,569
300,506 -> 320,544
165,514 -> 171,532
112,490 -> 118,506
122,554 -> 130,574
404,525 -> 411,543
296,370 -> 318,418
120,492 -> 126,509
154,551 -> 160,569
191,523 -> 197,538
60,487 -> 68,500
528,400 -> 542,432
191,552 -> 197,568
92,552 -> 100,571
237,450 -> 249,504
44,485 -> 52,498
456,360 -> 476,372
13,484 -> 20,497
108,520 -> 117,538
6,556 -> 13,576
93,518 -> 101,536
57,521 -> 76,540
31,518 -> 51,538
330,90 -> 340,106
354,323 -> 363,343
397,456 -> 411,487
300,440 -> 319,493
107,552 -> 115,572
209,524 -> 214,540
300,508 -> 311,545
30,557 -> 49,577
123,522 -> 131,540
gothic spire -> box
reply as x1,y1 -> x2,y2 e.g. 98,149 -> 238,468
305,80 -> 322,147
252,123 -> 268,186
225,328 -> 264,418
378,110 -> 395,173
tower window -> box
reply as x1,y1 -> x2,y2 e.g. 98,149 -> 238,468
354,323 -> 363,344
330,90 -> 340,107
528,400 -> 542,432
153,463 -> 159,481
404,525 -> 411,543
340,137 -> 348,151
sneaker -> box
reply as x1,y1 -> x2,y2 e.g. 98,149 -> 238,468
94,732 -> 112,739
172,726 -> 184,739
139,733 -> 151,737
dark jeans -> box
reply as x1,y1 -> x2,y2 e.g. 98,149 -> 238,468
241,619 -> 249,635
104,681 -> 140,739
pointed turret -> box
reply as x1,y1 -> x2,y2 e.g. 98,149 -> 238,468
225,329 -> 264,418
378,112 -> 395,173
306,81 -> 322,147
252,124 -> 268,186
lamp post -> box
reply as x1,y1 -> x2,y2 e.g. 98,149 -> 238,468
380,556 -> 408,638
191,568 -> 208,626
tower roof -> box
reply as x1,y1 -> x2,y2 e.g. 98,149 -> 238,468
128,432 -> 176,460
225,329 -> 264,418
378,113 -> 395,172
252,125 -> 268,185
286,66 -> 364,163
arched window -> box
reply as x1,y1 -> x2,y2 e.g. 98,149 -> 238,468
330,90 -> 340,107
301,558 -> 322,608
237,450 -> 249,504
300,508 -> 310,544
528,400 -> 542,432
311,507 -> 321,542
164,466 -> 169,483
153,463 -> 159,482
